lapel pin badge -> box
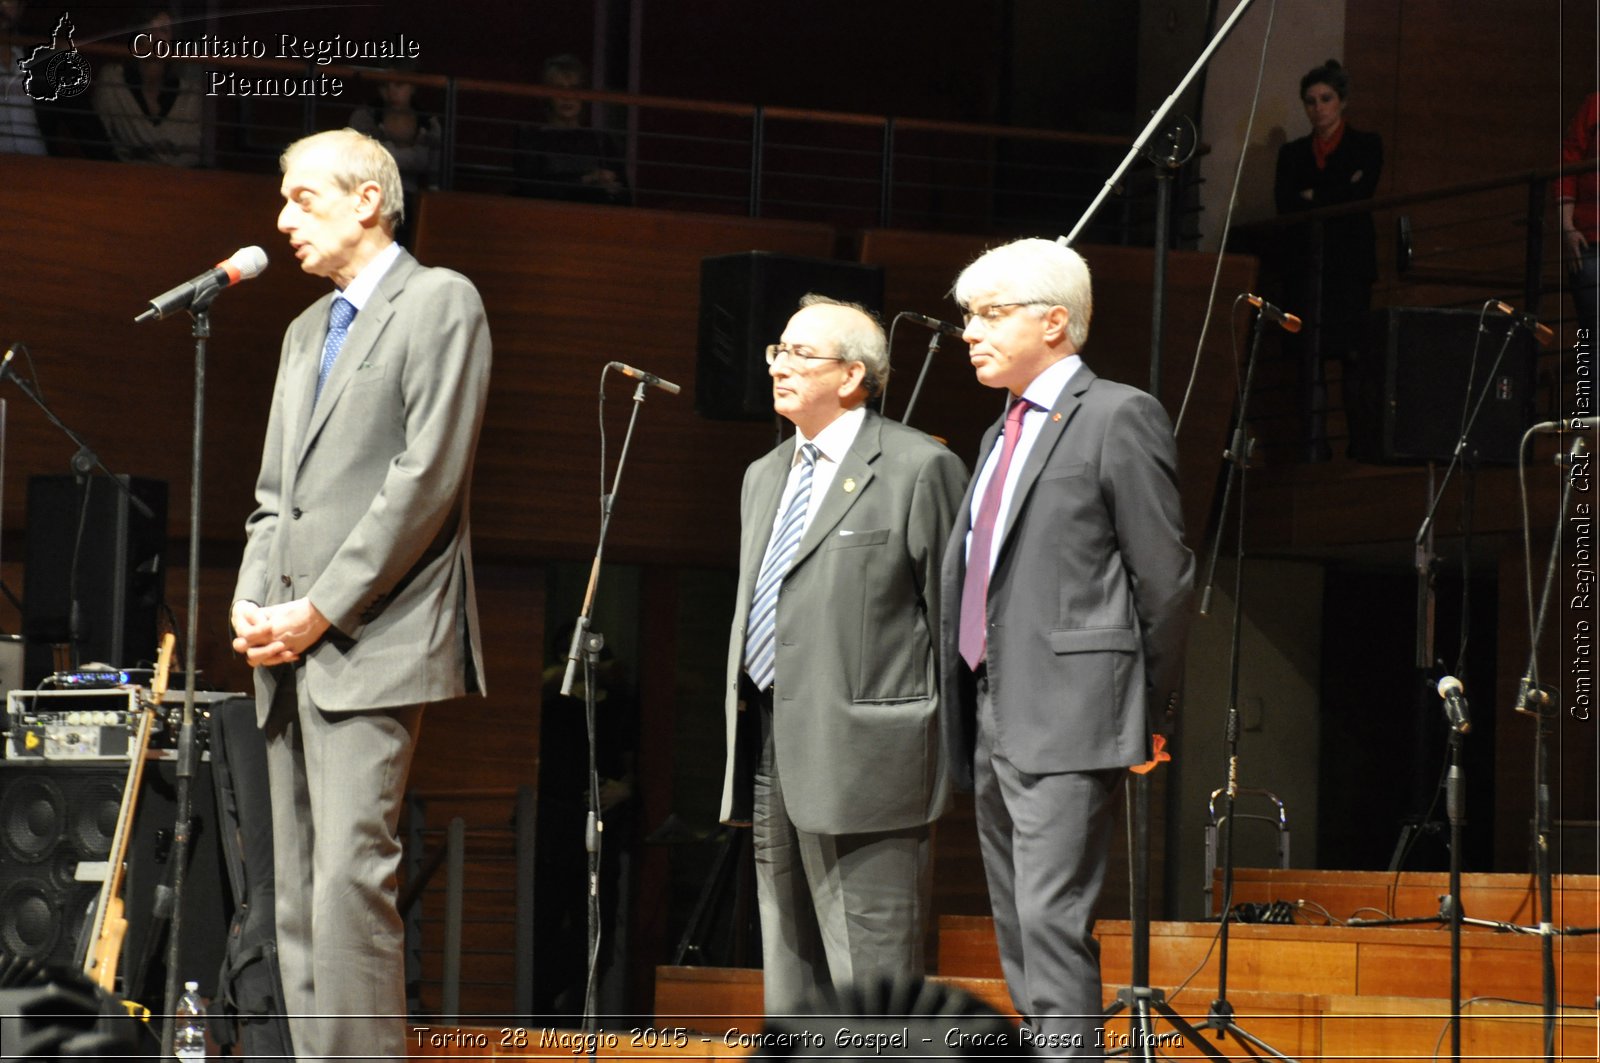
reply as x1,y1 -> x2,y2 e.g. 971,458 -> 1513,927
842,478 -> 857,493
1052,412 -> 1062,422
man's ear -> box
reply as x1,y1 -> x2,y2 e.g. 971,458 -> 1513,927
353,180 -> 385,227
1042,304 -> 1072,346
837,360 -> 869,401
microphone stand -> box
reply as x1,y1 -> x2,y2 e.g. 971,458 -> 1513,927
1059,0 -> 1257,248
898,327 -> 942,428
1187,308 -> 1297,1062
1061,6 -> 1257,1059
1513,432 -> 1590,1063
1413,313 -> 1525,549
149,299 -> 215,1055
1,351 -> 157,670
561,375 -> 655,1037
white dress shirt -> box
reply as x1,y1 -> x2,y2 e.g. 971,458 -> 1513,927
965,354 -> 1082,573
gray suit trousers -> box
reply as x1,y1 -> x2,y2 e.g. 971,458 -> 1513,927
975,672 -> 1122,1059
264,667 -> 423,1062
753,698 -> 931,1013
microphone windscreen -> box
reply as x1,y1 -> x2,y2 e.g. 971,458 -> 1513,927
230,246 -> 269,279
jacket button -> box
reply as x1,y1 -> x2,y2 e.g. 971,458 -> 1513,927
291,507 -> 303,519
280,574 -> 292,586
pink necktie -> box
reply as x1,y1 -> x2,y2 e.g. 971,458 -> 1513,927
959,398 -> 1031,670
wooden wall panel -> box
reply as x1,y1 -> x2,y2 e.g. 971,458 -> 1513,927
411,194 -> 839,568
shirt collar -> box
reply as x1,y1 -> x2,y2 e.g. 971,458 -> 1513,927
1020,353 -> 1083,412
796,404 -> 867,465
335,240 -> 401,312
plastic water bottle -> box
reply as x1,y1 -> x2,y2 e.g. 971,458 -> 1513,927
174,980 -> 207,1061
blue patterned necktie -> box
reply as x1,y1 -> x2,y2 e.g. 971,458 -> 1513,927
315,295 -> 356,402
743,443 -> 819,692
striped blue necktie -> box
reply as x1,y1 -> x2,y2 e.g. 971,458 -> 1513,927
743,443 -> 819,692
316,295 -> 356,402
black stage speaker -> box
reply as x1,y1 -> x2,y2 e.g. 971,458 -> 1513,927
0,756 -> 226,1006
1348,307 -> 1538,465
0,761 -> 124,970
696,251 -> 885,421
23,475 -> 168,682
120,756 -> 229,1006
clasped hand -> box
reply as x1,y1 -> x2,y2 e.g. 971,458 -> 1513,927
231,598 -> 331,667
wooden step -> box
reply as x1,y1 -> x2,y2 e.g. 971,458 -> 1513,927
408,1001 -> 1596,1063
1213,868 -> 1600,925
638,969 -> 1597,1062
938,915 -> 1600,1007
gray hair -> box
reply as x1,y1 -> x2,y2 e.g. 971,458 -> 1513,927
953,238 -> 1093,350
797,293 -> 890,397
281,128 -> 405,232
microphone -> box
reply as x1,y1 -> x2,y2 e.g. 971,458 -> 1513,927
136,246 -> 268,323
1488,300 -> 1556,347
1529,416 -> 1599,433
1245,293 -> 1302,334
607,361 -> 681,395
0,346 -> 17,388
900,312 -> 965,339
1436,675 -> 1471,734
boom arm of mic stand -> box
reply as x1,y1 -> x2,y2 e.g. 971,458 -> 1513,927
2,370 -> 155,521
1199,314 -> 1268,616
1517,434 -> 1588,707
1413,323 -> 1521,547
899,332 -> 941,427
1060,0 -> 1259,246
562,380 -> 650,697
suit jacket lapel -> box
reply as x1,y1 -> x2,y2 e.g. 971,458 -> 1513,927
993,366 -> 1094,563
287,292 -> 332,457
297,249 -> 415,468
790,410 -> 880,570
743,445 -> 792,586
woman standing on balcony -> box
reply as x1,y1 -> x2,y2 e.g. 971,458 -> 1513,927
1274,58 -> 1383,461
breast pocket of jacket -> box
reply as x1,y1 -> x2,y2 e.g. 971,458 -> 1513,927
825,527 -> 890,551
1039,461 -> 1090,484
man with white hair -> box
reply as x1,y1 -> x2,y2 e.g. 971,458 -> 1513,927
232,128 -> 490,1060
939,238 -> 1193,1055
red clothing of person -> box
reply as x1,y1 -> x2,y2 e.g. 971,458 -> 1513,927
1311,120 -> 1345,169
1557,92 -> 1600,242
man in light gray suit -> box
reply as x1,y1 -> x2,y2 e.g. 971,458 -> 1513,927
719,295 -> 967,1011
231,128 -> 490,1061
939,239 -> 1193,1056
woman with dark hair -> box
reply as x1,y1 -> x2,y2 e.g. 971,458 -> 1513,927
92,6 -> 204,166
1274,59 -> 1383,459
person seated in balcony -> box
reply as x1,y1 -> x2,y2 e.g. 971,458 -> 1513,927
513,53 -> 629,205
1273,59 -> 1383,461
0,0 -> 47,155
349,61 -> 442,245
92,6 -> 205,167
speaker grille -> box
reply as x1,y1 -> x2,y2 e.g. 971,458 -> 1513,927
1,775 -> 65,863
0,765 -> 127,969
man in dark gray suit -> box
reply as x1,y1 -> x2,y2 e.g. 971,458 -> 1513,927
719,295 -> 967,1011
231,128 -> 490,1061
940,238 -> 1193,1055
